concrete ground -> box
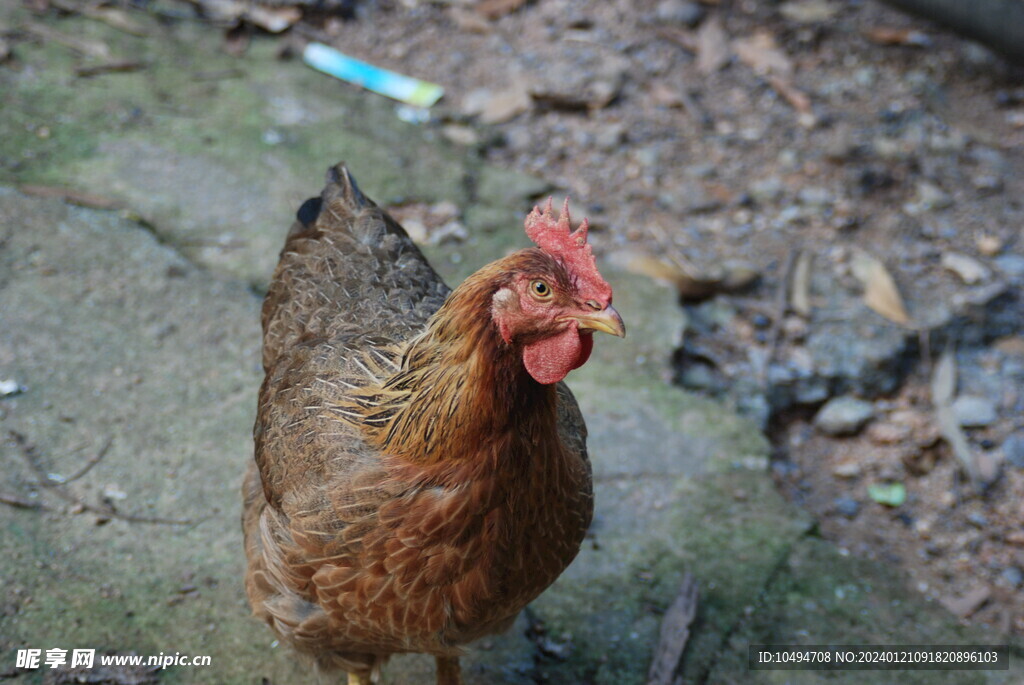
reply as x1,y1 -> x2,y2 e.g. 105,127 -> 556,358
1,5 -> 1021,684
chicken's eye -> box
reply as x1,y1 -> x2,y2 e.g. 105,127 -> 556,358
530,280 -> 553,300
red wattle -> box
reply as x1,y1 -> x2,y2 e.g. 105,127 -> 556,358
522,328 -> 591,385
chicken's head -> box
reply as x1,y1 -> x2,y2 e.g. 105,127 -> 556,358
491,198 -> 624,385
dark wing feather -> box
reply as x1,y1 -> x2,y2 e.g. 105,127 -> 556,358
260,164 -> 450,373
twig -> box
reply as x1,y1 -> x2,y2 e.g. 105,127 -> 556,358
0,492 -> 46,510
60,435 -> 113,484
18,184 -> 122,210
7,431 -> 203,526
647,572 -> 699,685
76,60 -> 147,77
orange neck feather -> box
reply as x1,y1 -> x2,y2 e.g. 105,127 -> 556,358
352,255 -> 560,474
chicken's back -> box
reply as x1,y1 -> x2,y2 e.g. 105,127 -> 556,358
260,164 -> 450,373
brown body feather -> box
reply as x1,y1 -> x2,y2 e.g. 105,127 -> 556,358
243,165 -> 594,680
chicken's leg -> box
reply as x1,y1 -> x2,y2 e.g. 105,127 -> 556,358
435,656 -> 463,685
347,673 -> 371,685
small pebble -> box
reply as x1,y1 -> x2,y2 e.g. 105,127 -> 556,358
867,421 -> 911,445
832,461 -> 862,478
654,0 -> 704,27
1002,433 -> 1024,469
834,497 -> 861,518
966,511 -> 988,528
1001,567 -> 1024,588
994,254 -> 1024,279
814,396 -> 874,436
951,395 -> 997,428
749,177 -> 785,204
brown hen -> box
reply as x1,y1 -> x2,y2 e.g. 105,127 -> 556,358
243,163 -> 624,684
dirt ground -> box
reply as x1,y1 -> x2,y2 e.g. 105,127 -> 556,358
279,0 -> 1024,642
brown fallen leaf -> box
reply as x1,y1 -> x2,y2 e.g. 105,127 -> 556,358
87,6 -> 148,36
864,26 -> 931,47
0,492 -> 45,510
733,30 -> 792,77
790,250 -> 812,317
18,184 -> 122,210
22,20 -> 112,59
613,249 -> 758,300
697,15 -> 730,75
476,0 -> 527,21
930,348 -> 983,488
767,74 -> 816,127
462,80 -> 532,124
649,81 -> 685,108
247,5 -> 300,33
646,573 -> 698,685
47,0 -> 148,36
450,7 -> 492,33
940,586 -> 991,618
850,249 -> 910,325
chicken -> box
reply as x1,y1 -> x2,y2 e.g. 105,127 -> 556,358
242,163 -> 624,685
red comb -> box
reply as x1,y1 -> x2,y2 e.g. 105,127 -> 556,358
524,198 -> 612,302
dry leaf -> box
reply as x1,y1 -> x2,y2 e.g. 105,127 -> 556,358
864,26 -> 931,47
646,574 -> 698,685
462,81 -> 532,124
790,250 -> 812,317
23,21 -> 112,59
733,30 -> 792,77
649,81 -> 685,108
941,252 -> 990,285
18,184 -> 122,209
930,349 -> 956,406
936,405 -> 980,486
779,0 -> 840,23
612,250 -> 757,300
247,6 -> 300,33
476,0 -> 527,20
450,7 -> 492,33
931,350 -> 983,488
49,0 -> 148,36
767,74 -> 815,127
850,249 -> 909,325
697,15 -> 730,75
940,586 -> 991,618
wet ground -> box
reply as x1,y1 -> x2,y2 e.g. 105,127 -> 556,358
1,0 -> 1023,683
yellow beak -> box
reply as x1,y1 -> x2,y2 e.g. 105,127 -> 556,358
573,305 -> 626,338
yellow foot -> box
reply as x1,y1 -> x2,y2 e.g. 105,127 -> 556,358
347,673 -> 371,685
